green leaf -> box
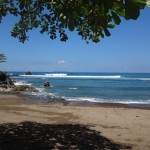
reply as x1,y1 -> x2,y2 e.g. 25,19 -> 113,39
104,28 -> 111,36
111,11 -> 121,25
116,9 -> 125,17
0,0 -> 147,43
107,24 -> 115,29
55,5 -> 63,11
125,0 -> 140,20
68,23 -> 74,31
81,7 -> 88,15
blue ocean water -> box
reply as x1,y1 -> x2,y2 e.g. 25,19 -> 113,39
10,72 -> 150,104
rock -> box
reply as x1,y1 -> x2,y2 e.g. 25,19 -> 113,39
5,76 -> 14,87
0,71 -> 38,94
0,71 -> 7,81
0,84 -> 7,88
0,71 -> 14,88
25,71 -> 32,75
11,85 -> 38,92
44,82 -> 51,88
0,85 -> 39,94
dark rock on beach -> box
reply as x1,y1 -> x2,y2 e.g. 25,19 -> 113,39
0,71 -> 14,88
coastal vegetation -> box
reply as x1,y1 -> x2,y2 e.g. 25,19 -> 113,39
0,0 -> 147,43
0,54 -> 6,63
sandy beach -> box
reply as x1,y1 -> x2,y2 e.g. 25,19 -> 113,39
0,94 -> 150,150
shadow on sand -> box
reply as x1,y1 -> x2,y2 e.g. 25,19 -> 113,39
0,122 -> 131,150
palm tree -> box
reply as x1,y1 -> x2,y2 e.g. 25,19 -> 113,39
0,54 -> 6,63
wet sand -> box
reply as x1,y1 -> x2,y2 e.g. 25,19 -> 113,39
0,94 -> 150,150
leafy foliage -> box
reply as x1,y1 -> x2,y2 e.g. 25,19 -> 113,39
0,0 -> 147,43
0,54 -> 6,63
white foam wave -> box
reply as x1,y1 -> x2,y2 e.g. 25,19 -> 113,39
24,87 -> 57,99
45,73 -> 67,77
19,73 -> 150,81
64,97 -> 101,102
69,88 -> 78,90
135,78 -> 150,81
122,77 -> 150,81
63,97 -> 150,104
119,101 -> 150,104
14,81 -> 32,86
20,74 -> 121,79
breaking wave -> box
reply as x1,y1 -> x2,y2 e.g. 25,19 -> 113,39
14,81 -> 32,86
20,74 -> 121,79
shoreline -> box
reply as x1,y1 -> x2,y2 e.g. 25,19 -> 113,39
16,92 -> 150,110
1,90 -> 150,109
0,93 -> 150,149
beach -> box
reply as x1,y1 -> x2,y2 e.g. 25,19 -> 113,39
0,94 -> 150,150
1,1 -> 150,149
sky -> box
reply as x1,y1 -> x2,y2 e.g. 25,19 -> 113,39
0,6 -> 150,73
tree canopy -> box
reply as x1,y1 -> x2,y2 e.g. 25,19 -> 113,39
0,54 -> 6,63
0,0 -> 147,43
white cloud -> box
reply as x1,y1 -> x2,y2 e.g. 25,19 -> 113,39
57,60 -> 67,64
123,66 -> 128,70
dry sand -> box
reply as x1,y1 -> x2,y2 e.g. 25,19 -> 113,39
0,94 -> 150,150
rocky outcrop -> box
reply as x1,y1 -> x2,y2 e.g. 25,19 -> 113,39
0,71 -> 38,94
0,71 -> 14,88
0,71 -> 7,81
44,81 -> 51,88
11,85 -> 38,92
25,71 -> 32,75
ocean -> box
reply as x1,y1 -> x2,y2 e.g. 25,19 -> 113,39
9,72 -> 150,104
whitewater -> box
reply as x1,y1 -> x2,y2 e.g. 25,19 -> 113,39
21,73 -> 121,79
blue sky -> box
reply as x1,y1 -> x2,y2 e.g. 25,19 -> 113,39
0,7 -> 150,73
